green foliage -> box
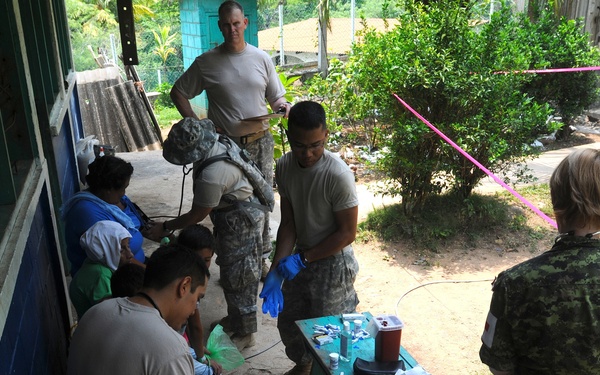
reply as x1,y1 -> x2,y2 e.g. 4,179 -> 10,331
154,82 -> 174,108
502,183 -> 553,217
358,190 -> 553,250
66,0 -> 120,70
303,57 -> 385,151
257,0 -> 401,30
154,106 -> 181,128
519,8 -> 600,135
152,26 -> 178,67
307,0 -> 599,215
359,193 -> 507,248
67,0 -> 182,73
270,72 -> 302,159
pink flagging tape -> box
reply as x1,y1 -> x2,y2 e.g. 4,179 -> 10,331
494,66 -> 600,74
392,93 -> 557,229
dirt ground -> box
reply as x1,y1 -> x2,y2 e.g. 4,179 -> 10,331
347,127 -> 600,375
123,148 -> 547,375
125,122 -> 600,375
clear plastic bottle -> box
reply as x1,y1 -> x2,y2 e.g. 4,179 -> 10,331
340,320 -> 353,362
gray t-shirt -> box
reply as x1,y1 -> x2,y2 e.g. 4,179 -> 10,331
174,43 -> 285,137
67,298 -> 194,375
276,150 -> 359,249
192,141 -> 254,209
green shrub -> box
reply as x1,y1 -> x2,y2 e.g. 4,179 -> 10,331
307,0 -> 600,215
154,82 -> 174,109
358,189 -> 554,250
521,7 -> 600,137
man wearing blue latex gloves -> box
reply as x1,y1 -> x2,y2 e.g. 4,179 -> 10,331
261,101 -> 360,375
259,269 -> 284,317
277,252 -> 307,280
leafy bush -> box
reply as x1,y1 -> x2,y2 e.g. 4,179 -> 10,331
359,187 -> 554,250
304,57 -> 385,151
519,7 -> 600,137
359,192 -> 513,250
306,0 -> 599,215
154,82 -> 174,109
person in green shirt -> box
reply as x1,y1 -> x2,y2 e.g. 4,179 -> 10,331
69,220 -> 143,318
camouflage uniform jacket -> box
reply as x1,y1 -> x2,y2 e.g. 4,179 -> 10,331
479,235 -> 600,374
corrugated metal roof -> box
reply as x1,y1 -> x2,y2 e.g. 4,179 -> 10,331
76,67 -> 161,152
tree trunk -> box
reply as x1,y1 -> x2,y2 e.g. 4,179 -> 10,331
318,5 -> 328,78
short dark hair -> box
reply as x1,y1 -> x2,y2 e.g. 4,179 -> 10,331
143,245 -> 210,292
111,263 -> 145,298
288,101 -> 327,132
177,224 -> 215,254
86,155 -> 134,191
219,1 -> 244,18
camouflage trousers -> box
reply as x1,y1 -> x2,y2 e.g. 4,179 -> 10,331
277,246 -> 360,364
210,199 -> 265,335
235,132 -> 274,259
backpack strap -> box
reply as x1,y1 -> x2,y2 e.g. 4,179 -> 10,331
193,135 -> 273,212
193,153 -> 230,181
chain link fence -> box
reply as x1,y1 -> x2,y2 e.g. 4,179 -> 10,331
135,66 -> 184,93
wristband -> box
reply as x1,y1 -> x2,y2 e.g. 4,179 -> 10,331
298,251 -> 309,266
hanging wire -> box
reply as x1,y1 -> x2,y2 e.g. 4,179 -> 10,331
148,164 -> 193,221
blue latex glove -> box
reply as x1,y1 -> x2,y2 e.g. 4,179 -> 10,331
277,253 -> 307,280
259,270 -> 284,317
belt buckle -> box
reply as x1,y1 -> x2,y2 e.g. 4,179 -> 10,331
240,134 -> 249,145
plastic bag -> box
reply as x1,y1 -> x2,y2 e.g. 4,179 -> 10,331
205,324 -> 245,371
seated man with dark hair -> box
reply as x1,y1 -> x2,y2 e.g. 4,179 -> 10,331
67,245 -> 210,375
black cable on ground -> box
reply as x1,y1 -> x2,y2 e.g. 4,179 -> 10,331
395,278 -> 494,316
244,339 -> 282,360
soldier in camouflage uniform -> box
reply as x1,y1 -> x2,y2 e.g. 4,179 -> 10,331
260,101 -> 360,375
170,1 -> 291,280
480,148 -> 600,375
148,117 -> 265,351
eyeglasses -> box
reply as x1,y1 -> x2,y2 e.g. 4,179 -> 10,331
289,138 -> 327,152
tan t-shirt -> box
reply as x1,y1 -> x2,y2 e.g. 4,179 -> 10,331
276,150 -> 359,249
174,43 -> 286,137
192,141 -> 254,209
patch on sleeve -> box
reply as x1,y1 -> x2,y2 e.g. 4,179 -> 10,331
481,311 -> 498,348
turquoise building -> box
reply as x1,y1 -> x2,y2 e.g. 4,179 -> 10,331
178,0 -> 259,115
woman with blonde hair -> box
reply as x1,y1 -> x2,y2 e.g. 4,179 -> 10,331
480,148 -> 600,375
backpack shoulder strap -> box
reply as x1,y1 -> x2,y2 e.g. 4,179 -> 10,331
192,136 -> 231,180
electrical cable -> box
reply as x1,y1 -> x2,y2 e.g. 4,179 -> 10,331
243,339 -> 282,360
394,278 -> 494,317
147,165 -> 193,222
178,165 -> 193,216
